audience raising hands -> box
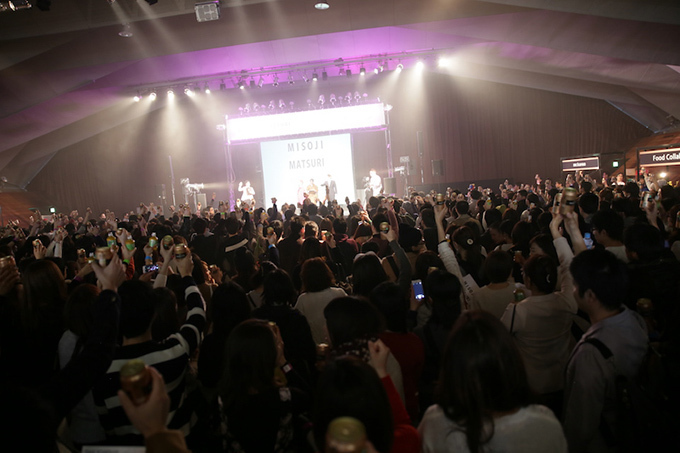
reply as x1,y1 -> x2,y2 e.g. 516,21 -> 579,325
0,171 -> 679,452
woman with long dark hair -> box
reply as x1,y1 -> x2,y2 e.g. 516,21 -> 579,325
219,319 -> 311,452
419,311 -> 567,452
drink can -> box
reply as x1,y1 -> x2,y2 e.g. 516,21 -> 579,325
0,256 -> 16,268
174,244 -> 188,259
379,222 -> 390,234
162,235 -> 174,250
95,246 -> 113,267
119,359 -> 152,406
560,188 -> 578,215
326,417 -> 367,453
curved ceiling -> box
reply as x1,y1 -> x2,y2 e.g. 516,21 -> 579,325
1,0 -> 679,189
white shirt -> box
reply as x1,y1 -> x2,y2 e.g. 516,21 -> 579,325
294,286 -> 346,344
419,404 -> 567,453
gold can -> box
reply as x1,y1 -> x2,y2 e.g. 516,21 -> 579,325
436,193 -> 445,206
120,359 -> 152,406
560,187 -> 578,215
162,235 -> 174,250
174,243 -> 188,259
326,417 -> 367,453
0,256 -> 16,268
379,222 -> 390,234
552,192 -> 562,215
95,246 -> 113,267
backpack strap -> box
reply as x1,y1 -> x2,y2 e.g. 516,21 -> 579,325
584,337 -> 613,359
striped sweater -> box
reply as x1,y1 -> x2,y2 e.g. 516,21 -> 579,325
93,276 -> 206,445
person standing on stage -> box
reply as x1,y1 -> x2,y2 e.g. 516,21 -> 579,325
297,179 -> 307,207
321,174 -> 337,205
369,169 -> 383,197
307,179 -> 319,204
238,181 -> 255,202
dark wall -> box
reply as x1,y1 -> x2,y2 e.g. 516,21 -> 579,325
28,72 -> 650,214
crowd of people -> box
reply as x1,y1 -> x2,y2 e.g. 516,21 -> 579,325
0,169 -> 679,452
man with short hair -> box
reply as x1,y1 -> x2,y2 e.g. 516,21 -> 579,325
563,249 -> 647,453
591,210 -> 627,263
93,255 -> 205,446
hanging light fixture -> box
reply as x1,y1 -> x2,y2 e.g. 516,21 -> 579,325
118,23 -> 133,38
314,1 -> 330,10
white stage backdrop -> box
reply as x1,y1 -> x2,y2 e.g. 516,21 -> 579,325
260,134 -> 355,206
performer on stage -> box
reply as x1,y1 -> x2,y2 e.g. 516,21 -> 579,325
369,169 -> 382,196
307,178 -> 319,204
238,181 -> 255,202
321,174 -> 337,205
297,179 -> 306,206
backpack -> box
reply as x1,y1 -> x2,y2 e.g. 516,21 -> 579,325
585,338 -> 679,452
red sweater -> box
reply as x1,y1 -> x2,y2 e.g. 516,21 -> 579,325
382,376 -> 421,453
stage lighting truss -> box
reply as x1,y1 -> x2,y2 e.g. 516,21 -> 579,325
127,50 -> 445,98
237,92 -> 371,118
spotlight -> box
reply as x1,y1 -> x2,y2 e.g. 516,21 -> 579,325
194,0 -> 221,23
302,74 -> 310,83
219,80 -> 226,91
204,83 -> 211,94
249,79 -> 256,89
273,75 -> 279,87
258,76 -> 264,88
374,67 -> 380,75
238,81 -> 245,90
49,207 -> 56,214
346,69 -> 352,78
312,72 -> 318,81
322,71 -> 328,81
360,67 -> 366,76
149,90 -> 157,100
396,63 -> 403,73
288,74 -> 294,85
660,172 -> 667,178
415,61 -> 425,70
167,88 -> 175,98
133,93 -> 141,102
9,0 -> 32,10
184,86 -> 194,96
118,23 -> 133,38
314,1 -> 330,10
438,57 -> 450,68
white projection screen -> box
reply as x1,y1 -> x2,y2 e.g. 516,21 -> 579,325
260,134 -> 355,205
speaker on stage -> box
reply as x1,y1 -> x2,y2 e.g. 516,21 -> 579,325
432,160 -> 443,176
383,177 -> 396,195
